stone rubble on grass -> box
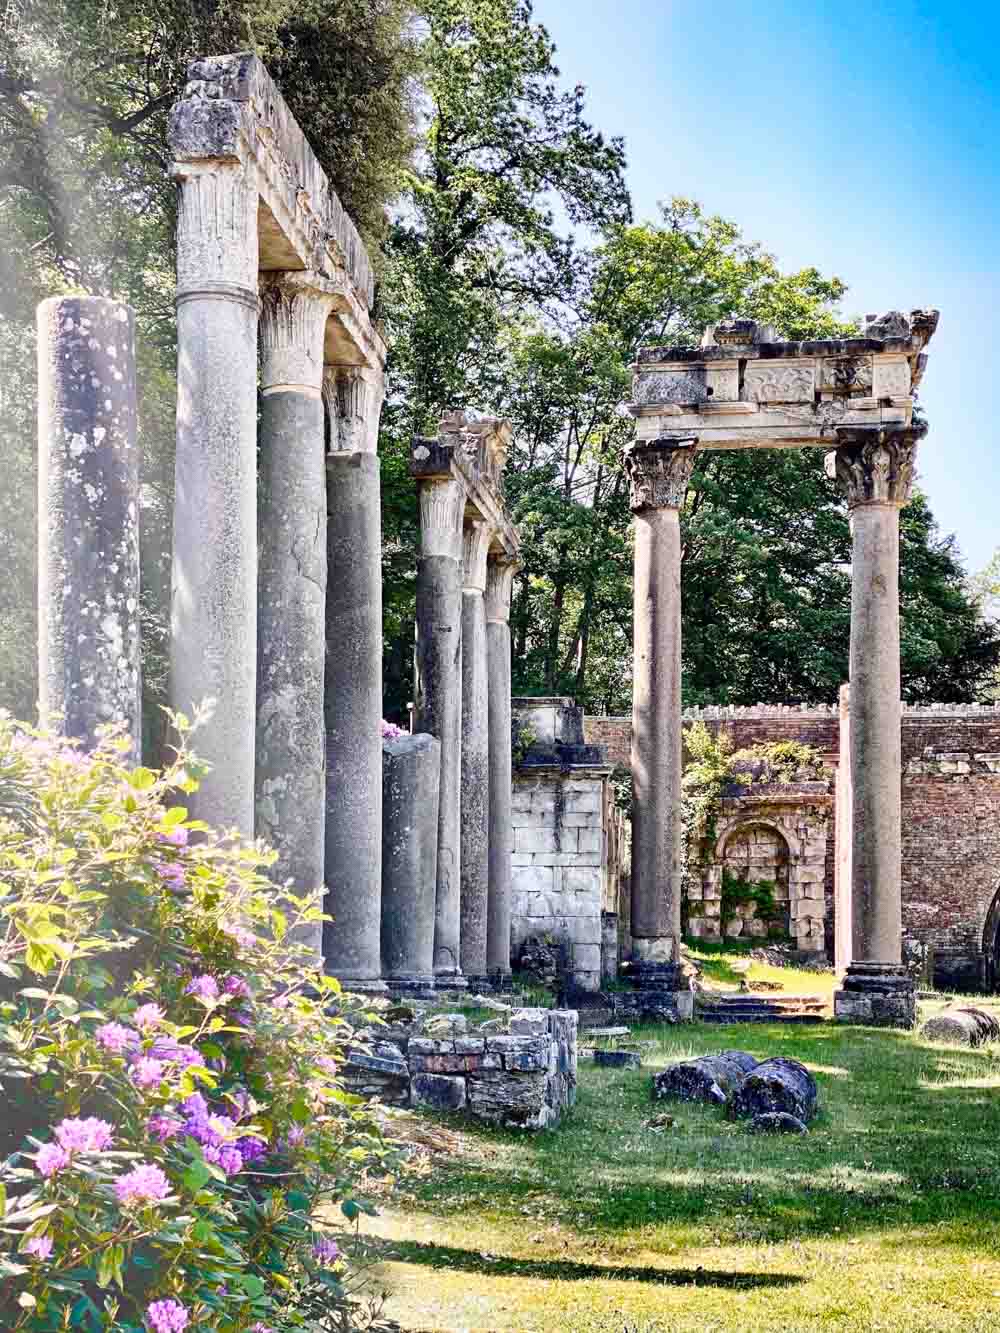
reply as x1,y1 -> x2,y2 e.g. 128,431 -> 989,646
594,1049 -> 642,1069
729,1057 -> 817,1123
920,1005 -> 1000,1046
652,1051 -> 759,1106
748,1111 -> 809,1134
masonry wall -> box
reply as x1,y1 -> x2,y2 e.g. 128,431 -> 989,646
585,705 -> 1000,990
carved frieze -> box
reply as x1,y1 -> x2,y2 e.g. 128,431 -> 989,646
820,356 -> 873,395
872,359 -> 912,400
624,439 -> 698,511
633,368 -> 708,407
745,362 -> 815,404
824,426 -> 922,509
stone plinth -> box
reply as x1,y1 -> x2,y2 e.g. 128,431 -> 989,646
36,297 -> 141,755
834,963 -> 915,1028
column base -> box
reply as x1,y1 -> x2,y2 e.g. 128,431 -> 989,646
433,971 -> 468,992
834,962 -> 916,1029
616,960 -> 694,1022
631,936 -> 677,964
385,973 -> 437,998
328,974 -> 390,997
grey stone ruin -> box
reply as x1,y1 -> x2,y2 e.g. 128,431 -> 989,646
411,413 -> 521,988
37,297 -> 141,755
381,732 -> 441,992
627,310 -> 939,1026
167,55 -> 386,972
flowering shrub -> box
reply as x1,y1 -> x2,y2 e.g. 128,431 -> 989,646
379,721 -> 405,742
0,712 -> 401,1332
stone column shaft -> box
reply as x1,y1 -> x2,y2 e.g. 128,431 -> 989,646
413,478 -> 466,986
37,297 -> 140,754
381,732 -> 441,989
486,557 -> 517,974
171,159 -> 259,832
625,439 -> 697,972
255,275 -> 334,956
460,520 -> 493,980
323,366 -> 386,989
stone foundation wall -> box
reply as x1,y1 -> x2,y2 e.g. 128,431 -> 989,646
344,1008 -> 577,1130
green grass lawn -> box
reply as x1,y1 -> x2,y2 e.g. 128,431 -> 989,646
682,938 -> 837,997
363,1012 -> 1000,1332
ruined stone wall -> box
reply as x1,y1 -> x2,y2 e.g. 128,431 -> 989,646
585,705 -> 1000,989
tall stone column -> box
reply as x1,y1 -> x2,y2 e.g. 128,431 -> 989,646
171,157 -> 259,832
322,365 -> 387,990
255,274 -> 334,956
623,438 -> 697,1013
36,297 -> 141,754
827,426 -> 921,1028
460,520 -> 493,982
413,477 -> 467,988
486,555 -> 518,974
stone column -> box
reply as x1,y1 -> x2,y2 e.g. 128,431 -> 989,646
171,157 -> 259,832
255,274 -> 334,956
322,365 -> 387,990
485,555 -> 518,975
37,297 -> 140,754
827,426 -> 921,1027
413,476 -> 467,988
460,519 -> 493,982
623,438 -> 697,1009
381,732 -> 441,992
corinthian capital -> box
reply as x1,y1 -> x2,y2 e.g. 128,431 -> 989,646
417,477 -> 465,560
485,555 -> 520,624
322,365 -> 385,453
258,273 -> 336,393
824,425 -> 924,509
624,437 -> 698,512
463,519 -> 494,594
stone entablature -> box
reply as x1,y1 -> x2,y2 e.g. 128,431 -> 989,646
629,311 -> 937,451
410,412 -> 520,560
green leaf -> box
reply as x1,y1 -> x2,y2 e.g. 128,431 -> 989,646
128,767 -> 158,790
182,1161 -> 213,1193
160,806 -> 188,827
341,1198 -> 361,1221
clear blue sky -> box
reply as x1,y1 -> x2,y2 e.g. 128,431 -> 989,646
533,0 -> 999,572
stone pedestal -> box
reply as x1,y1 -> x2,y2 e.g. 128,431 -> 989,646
460,520 -> 493,982
255,275 -> 334,956
170,158 -> 259,832
624,439 -> 698,968
486,556 -> 517,974
323,447 -> 386,991
827,427 -> 921,1028
413,477 -> 467,989
37,297 -> 141,754
381,732 -> 441,992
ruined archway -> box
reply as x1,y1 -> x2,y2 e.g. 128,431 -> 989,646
719,821 -> 791,939
981,886 -> 1000,992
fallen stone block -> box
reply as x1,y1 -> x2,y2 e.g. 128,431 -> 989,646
729,1057 -> 817,1123
652,1051 -> 758,1106
748,1111 -> 808,1134
920,1006 -> 1000,1046
595,1049 -> 641,1070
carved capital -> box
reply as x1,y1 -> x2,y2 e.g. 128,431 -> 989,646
322,365 -> 384,453
173,160 -> 259,300
485,555 -> 520,624
624,438 -> 698,511
824,425 -> 924,509
259,273 -> 336,392
463,519 -> 493,594
417,477 -> 465,560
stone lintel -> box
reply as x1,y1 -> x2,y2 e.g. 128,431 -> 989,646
513,757 -> 612,778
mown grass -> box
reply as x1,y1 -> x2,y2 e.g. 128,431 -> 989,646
365,1010 -> 1000,1332
683,938 -> 837,997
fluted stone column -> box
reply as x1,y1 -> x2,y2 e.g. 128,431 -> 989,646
624,438 -> 697,1005
460,520 -> 493,982
827,426 -> 922,1027
322,365 -> 387,990
486,555 -> 518,974
256,275 -> 334,956
37,297 -> 140,754
171,157 -> 259,832
413,476 -> 467,987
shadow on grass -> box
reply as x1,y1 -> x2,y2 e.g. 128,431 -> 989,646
370,1237 -> 804,1289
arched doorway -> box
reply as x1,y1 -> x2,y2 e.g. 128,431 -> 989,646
720,822 -> 791,939
981,886 -> 1000,992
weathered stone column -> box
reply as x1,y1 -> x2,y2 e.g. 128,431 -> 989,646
413,475 -> 467,988
322,366 -> 387,990
460,520 -> 493,982
623,438 -> 697,1013
170,154 -> 259,831
381,732 -> 441,992
37,297 -> 140,753
485,555 -> 518,974
255,274 -> 334,955
827,426 -> 921,1027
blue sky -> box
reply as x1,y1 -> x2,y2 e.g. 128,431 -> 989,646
533,0 -> 999,572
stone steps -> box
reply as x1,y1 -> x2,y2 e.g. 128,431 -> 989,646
696,993 -> 830,1024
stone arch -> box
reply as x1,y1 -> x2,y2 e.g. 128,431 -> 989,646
981,885 -> 1000,992
717,821 -> 792,939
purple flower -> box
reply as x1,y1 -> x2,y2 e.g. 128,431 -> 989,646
153,860 -> 186,889
145,1299 -> 189,1333
313,1235 -> 341,1265
148,1113 -> 183,1143
95,1021 -> 138,1054
131,1056 -> 166,1089
24,1234 -> 53,1260
221,921 -> 257,949
316,1055 -> 338,1076
180,1092 -> 208,1118
157,827 -> 189,848
185,974 -> 219,1000
35,1143 -> 69,1177
222,974 -> 251,999
381,719 -> 405,740
115,1163 -> 171,1207
237,1135 -> 267,1164
204,1143 -> 243,1176
55,1117 -> 114,1153
132,1003 -> 165,1031
150,1040 -> 203,1069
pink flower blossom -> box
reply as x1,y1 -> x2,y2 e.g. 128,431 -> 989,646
150,1040 -> 202,1069
222,974 -> 250,999
313,1236 -> 341,1264
147,1113 -> 183,1143
131,1056 -> 166,1089
115,1163 -> 171,1207
316,1055 -> 338,1076
381,719 -> 405,740
132,1003 -> 165,1031
153,860 -> 186,890
24,1235 -> 53,1260
184,974 -> 219,1000
145,1299 -> 189,1333
95,1021 -> 138,1054
181,1092 -> 208,1117
157,827 -> 189,848
221,921 -> 257,949
203,1143 -> 243,1176
55,1117 -> 114,1153
35,1143 -> 69,1177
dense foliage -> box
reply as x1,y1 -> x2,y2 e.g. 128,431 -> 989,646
0,714 -> 399,1332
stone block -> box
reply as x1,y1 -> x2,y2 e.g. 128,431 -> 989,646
562,866 -> 601,896
576,828 -> 602,854
564,791 -> 601,814
513,864 -> 554,895
410,1073 -> 467,1111
409,1051 -> 499,1074
557,915 -> 602,947
573,943 -> 602,974
724,918 -> 744,938
454,1036 -> 486,1053
515,826 -> 560,854
408,1037 -> 455,1056
486,1035 -> 549,1071
510,1008 -> 550,1036
467,1069 -> 550,1127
